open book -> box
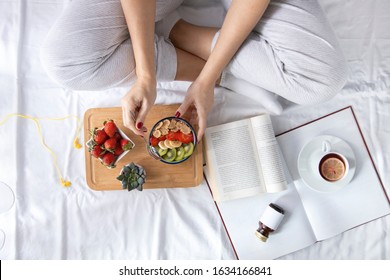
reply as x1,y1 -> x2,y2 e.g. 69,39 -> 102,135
204,107 -> 390,259
204,114 -> 287,202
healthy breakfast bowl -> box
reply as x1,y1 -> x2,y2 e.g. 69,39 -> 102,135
148,117 -> 197,164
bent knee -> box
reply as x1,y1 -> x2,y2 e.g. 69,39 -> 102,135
40,36 -> 87,90
40,39 -> 136,91
288,52 -> 348,105
311,54 -> 348,104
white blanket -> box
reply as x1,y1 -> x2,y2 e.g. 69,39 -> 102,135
0,0 -> 389,259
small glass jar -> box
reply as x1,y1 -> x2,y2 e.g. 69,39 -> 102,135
255,203 -> 285,242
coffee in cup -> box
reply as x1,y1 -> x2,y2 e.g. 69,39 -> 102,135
318,153 -> 347,182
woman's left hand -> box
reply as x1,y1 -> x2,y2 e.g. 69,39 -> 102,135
175,78 -> 215,141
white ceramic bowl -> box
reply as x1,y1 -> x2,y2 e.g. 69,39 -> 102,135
86,125 -> 135,168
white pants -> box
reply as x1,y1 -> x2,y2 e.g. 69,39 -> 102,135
40,0 -> 347,105
40,0 -> 183,90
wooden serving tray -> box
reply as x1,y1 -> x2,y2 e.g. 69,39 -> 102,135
84,105 -> 203,191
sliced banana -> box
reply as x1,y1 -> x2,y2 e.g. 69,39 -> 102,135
160,127 -> 169,135
158,140 -> 168,150
152,129 -> 162,138
162,119 -> 170,128
155,121 -> 163,130
176,122 -> 184,129
168,119 -> 177,129
180,125 -> 191,134
164,139 -> 175,149
169,140 -> 182,148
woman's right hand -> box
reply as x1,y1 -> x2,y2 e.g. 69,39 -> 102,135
176,77 -> 215,141
121,79 -> 156,137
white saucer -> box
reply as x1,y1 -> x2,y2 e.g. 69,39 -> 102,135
297,135 -> 356,193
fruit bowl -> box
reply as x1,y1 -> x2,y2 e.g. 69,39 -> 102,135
148,117 -> 197,164
86,120 -> 135,169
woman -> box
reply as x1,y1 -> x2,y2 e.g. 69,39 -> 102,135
41,0 -> 347,140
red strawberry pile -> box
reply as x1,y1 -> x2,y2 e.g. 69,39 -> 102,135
88,120 -> 133,168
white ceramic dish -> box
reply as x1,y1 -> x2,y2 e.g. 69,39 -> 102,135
86,126 -> 135,168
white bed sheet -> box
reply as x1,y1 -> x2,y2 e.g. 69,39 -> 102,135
0,0 -> 389,260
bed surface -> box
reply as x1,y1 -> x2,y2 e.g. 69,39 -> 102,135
0,0 -> 389,259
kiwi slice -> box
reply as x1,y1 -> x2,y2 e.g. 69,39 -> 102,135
162,148 -> 177,162
183,142 -> 194,158
174,147 -> 185,161
156,146 -> 168,157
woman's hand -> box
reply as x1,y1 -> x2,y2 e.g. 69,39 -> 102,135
120,0 -> 156,137
121,79 -> 156,137
174,0 -> 270,141
176,78 -> 215,141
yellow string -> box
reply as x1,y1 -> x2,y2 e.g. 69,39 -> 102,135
0,113 -> 82,187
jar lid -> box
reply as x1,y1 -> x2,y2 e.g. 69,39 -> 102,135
269,203 -> 285,214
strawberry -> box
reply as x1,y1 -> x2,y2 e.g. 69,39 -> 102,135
101,153 -> 116,167
91,145 -> 105,158
113,132 -> 122,142
104,138 -> 117,152
93,129 -> 108,145
149,136 -> 159,147
166,131 -> 180,141
114,146 -> 124,156
120,139 -> 133,151
103,120 -> 118,138
178,131 -> 194,144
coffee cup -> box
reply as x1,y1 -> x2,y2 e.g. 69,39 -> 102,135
316,140 -> 349,182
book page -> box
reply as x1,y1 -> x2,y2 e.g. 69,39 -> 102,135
277,108 -> 390,241
250,115 -> 287,193
204,119 -> 265,202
